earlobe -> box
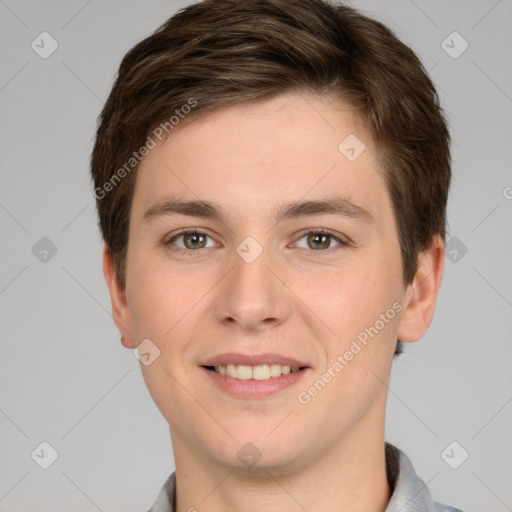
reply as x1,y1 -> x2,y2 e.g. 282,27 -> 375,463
102,243 -> 136,348
397,235 -> 445,343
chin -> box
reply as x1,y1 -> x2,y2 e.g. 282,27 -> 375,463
206,428 -> 308,475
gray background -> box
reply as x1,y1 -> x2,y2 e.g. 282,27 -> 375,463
1,0 -> 511,510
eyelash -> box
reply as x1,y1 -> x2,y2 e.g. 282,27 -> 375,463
164,228 -> 349,256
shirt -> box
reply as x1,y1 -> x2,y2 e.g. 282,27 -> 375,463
147,443 -> 463,512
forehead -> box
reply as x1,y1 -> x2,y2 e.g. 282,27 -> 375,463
132,91 -> 390,226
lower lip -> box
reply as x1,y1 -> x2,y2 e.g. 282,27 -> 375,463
201,367 -> 309,398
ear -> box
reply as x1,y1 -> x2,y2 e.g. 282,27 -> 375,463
102,243 -> 136,349
397,235 -> 445,343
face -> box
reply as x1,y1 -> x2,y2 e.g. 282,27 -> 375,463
106,91 -> 439,474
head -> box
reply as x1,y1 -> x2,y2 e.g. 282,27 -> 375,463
92,0 -> 450,473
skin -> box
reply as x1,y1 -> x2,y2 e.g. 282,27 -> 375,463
104,91 -> 444,512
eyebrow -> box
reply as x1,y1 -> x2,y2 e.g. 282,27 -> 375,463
143,196 -> 373,224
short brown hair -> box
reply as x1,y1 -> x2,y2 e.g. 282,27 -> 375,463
91,0 -> 451,353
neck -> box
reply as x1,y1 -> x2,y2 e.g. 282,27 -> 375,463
170,405 -> 391,512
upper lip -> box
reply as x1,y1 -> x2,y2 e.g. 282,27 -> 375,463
201,352 -> 309,368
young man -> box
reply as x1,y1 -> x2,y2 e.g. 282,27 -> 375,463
91,0 -> 462,510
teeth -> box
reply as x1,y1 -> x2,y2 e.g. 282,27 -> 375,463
226,364 -> 237,378
253,365 -> 270,380
213,364 -> 301,380
237,364 -> 253,380
269,364 -> 282,377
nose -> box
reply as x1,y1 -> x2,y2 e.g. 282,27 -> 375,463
213,239 -> 292,332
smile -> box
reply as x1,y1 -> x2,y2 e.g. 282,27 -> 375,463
206,364 -> 304,380
201,365 -> 309,399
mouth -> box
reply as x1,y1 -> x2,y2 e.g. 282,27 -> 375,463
200,353 -> 310,398
203,363 -> 307,380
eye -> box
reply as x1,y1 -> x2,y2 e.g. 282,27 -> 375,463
164,228 -> 349,255
293,229 -> 348,251
165,229 -> 217,252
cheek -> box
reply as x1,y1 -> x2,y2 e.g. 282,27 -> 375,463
125,253 -> 183,342
293,260 -> 400,425
125,252 -> 221,356
293,254 -> 401,343
124,257 -> 201,415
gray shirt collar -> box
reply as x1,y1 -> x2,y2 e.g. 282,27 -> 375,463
147,443 -> 461,512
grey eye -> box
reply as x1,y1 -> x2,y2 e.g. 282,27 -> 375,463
295,231 -> 342,250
